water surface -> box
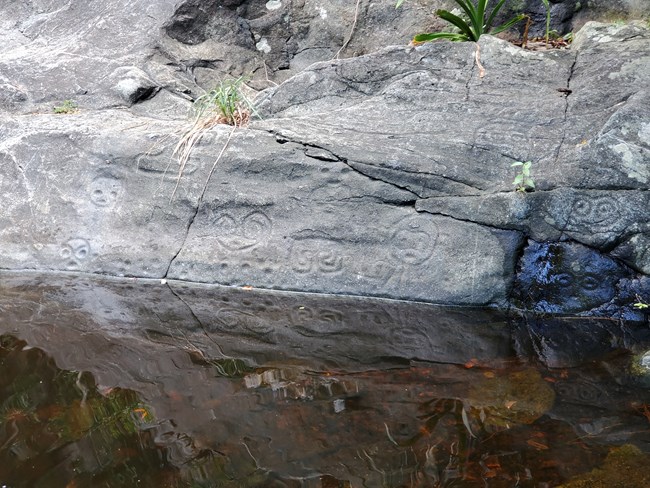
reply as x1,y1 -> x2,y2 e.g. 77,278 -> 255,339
2,272 -> 650,487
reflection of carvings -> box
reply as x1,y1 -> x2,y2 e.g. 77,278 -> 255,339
391,217 -> 438,265
390,327 -> 433,354
290,239 -> 344,274
90,177 -> 122,207
554,272 -> 600,291
211,308 -> 274,337
554,381 -> 604,403
60,238 -> 91,270
213,211 -> 272,251
289,306 -> 345,334
357,310 -> 393,327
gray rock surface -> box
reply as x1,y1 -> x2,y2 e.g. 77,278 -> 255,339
0,0 -> 648,315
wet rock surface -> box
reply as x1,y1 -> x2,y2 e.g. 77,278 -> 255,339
0,0 -> 649,314
0,272 -> 513,368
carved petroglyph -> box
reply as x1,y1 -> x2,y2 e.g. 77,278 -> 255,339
136,156 -> 199,179
289,305 -> 345,334
211,308 -> 275,338
60,238 -> 91,270
516,242 -> 629,313
568,195 -> 620,231
89,177 -> 122,207
213,211 -> 272,251
356,309 -> 393,328
290,239 -> 344,274
553,272 -> 601,292
554,381 -> 605,403
355,260 -> 395,284
389,326 -> 433,354
391,216 -> 438,265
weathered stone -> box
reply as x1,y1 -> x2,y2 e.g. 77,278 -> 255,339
0,0 -> 648,314
553,22 -> 650,190
416,188 -> 650,250
0,111 -> 209,277
164,128 -> 523,305
111,67 -> 160,105
256,38 -> 572,196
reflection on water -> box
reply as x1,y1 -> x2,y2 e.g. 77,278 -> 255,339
2,273 -> 650,486
2,333 -> 650,487
0,336 -> 164,487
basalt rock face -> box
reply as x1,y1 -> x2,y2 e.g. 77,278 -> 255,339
0,0 -> 649,318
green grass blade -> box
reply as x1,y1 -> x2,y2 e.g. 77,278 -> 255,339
455,0 -> 478,19
476,0 -> 488,34
453,0 -> 481,38
414,32 -> 469,42
489,14 -> 526,35
436,9 -> 476,41
484,0 -> 507,32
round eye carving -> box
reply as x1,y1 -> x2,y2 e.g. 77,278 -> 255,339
572,199 -> 592,218
89,178 -> 121,207
592,197 -> 618,223
242,212 -> 271,239
318,249 -> 342,273
75,246 -> 89,259
214,215 -> 237,235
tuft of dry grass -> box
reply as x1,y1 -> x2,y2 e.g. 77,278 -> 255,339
171,77 -> 256,201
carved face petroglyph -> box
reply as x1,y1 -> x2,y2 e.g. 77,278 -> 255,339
60,238 -> 91,270
89,177 -> 122,207
213,211 -> 272,250
517,242 -> 629,313
391,216 -> 438,265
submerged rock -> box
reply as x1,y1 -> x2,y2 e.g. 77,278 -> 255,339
559,444 -> 650,488
513,241 -> 632,314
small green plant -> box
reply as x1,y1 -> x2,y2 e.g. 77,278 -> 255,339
191,76 -> 256,127
541,0 -> 551,45
53,100 -> 78,114
397,0 -> 526,42
634,296 -> 649,310
511,161 -> 535,192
